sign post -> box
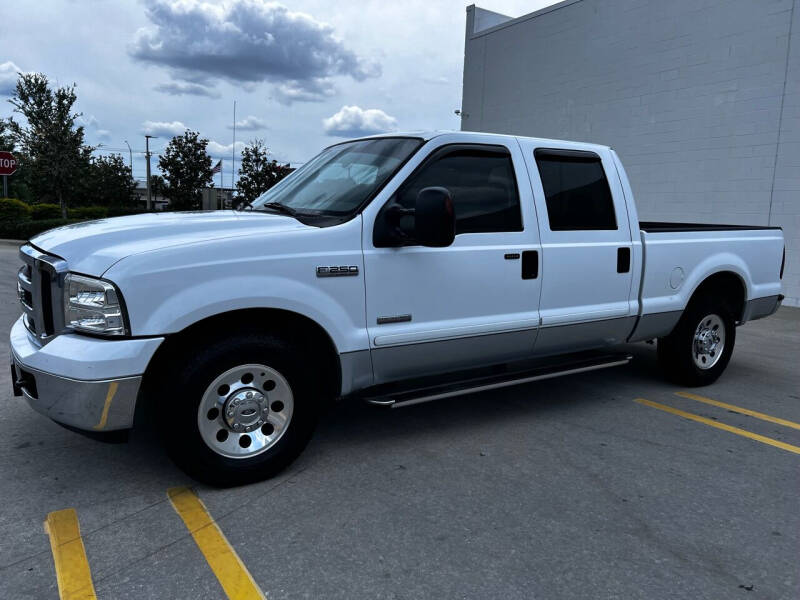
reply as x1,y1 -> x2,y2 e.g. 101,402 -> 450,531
0,151 -> 18,198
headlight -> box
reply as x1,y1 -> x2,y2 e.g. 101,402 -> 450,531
63,273 -> 129,336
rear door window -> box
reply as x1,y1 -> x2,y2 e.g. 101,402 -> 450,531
534,149 -> 617,231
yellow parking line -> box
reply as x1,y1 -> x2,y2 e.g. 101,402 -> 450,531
167,487 -> 265,600
92,382 -> 118,430
44,509 -> 97,600
634,398 -> 800,455
675,391 -> 800,431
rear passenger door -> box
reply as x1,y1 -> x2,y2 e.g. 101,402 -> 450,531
521,145 -> 636,355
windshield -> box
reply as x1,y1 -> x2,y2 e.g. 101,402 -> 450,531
250,137 -> 423,219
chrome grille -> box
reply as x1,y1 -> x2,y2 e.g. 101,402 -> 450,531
18,245 -> 68,345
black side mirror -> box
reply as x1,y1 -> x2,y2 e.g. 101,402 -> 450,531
414,187 -> 455,247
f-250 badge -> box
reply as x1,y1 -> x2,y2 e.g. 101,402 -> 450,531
316,265 -> 359,277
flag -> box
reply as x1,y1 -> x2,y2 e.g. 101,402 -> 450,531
211,159 -> 222,174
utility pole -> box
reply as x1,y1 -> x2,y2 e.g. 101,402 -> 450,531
124,140 -> 133,171
144,135 -> 156,211
231,100 -> 236,192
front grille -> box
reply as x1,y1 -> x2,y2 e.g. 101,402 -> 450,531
18,245 -> 67,344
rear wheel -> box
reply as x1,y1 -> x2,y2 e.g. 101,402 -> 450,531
657,296 -> 736,386
159,331 -> 321,486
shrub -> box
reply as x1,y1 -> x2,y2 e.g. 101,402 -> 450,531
0,197 -> 31,222
0,218 -> 83,241
69,206 -> 108,220
107,206 -> 148,217
30,203 -> 62,220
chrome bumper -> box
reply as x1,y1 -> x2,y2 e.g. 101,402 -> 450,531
11,354 -> 142,432
9,316 -> 163,432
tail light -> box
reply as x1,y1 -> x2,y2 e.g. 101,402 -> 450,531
780,247 -> 785,279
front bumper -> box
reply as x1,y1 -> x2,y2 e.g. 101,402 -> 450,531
9,316 -> 163,432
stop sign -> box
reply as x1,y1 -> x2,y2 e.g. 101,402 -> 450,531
0,151 -> 17,176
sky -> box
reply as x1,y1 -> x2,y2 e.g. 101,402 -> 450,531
0,0 -> 555,187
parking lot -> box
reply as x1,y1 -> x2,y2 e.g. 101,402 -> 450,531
0,242 -> 798,600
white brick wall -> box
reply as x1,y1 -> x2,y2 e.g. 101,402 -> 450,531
462,0 -> 799,305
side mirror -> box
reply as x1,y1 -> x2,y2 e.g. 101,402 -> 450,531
414,187 -> 455,247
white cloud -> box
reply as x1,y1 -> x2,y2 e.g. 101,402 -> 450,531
141,120 -> 189,137
154,81 -> 221,98
129,0 -> 381,98
228,116 -> 268,131
422,75 -> 450,85
79,115 -> 112,143
322,105 -> 397,137
273,77 -> 337,105
0,61 -> 23,96
207,140 -> 246,159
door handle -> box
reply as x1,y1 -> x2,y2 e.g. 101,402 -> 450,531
617,247 -> 631,273
522,250 -> 538,279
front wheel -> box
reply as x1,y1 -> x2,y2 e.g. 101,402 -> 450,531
657,297 -> 736,386
159,331 -> 321,486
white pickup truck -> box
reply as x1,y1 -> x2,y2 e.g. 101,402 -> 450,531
10,131 -> 785,485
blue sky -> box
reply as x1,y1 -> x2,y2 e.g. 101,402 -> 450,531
1,0 -> 553,186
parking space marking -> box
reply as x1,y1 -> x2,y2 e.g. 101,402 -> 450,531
92,382 -> 118,431
44,508 -> 97,600
634,398 -> 800,455
168,487 -> 265,600
675,391 -> 800,431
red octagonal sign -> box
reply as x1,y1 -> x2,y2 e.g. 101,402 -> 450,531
0,151 -> 18,176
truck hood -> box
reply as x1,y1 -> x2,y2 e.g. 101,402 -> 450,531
30,210 -> 310,275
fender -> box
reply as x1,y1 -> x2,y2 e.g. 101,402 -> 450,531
103,218 -> 369,354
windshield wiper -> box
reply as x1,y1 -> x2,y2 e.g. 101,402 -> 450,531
261,202 -> 300,217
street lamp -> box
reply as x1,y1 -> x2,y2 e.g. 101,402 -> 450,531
144,135 -> 157,211
124,140 -> 132,171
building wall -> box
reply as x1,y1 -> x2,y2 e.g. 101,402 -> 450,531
462,0 -> 799,305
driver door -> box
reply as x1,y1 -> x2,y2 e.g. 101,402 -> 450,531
361,136 -> 542,384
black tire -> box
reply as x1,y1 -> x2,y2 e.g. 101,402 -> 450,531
158,330 -> 322,487
657,295 -> 736,387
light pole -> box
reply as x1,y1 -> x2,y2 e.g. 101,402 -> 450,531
124,140 -> 132,171
144,135 -> 157,211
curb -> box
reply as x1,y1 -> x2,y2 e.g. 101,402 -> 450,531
0,239 -> 24,247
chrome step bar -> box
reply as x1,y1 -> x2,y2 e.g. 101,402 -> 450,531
365,354 -> 633,409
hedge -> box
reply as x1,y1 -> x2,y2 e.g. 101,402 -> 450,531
69,206 -> 108,219
0,200 -> 152,240
30,203 -> 62,220
0,218 -> 84,241
0,197 -> 30,222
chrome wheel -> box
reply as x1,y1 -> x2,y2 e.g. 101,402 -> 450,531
692,314 -> 725,370
197,363 -> 294,459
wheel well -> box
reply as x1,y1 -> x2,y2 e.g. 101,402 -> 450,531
136,309 -> 341,427
689,272 -> 746,321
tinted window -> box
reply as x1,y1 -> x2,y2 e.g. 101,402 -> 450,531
534,150 -> 617,231
395,145 -> 522,234
252,137 -> 422,216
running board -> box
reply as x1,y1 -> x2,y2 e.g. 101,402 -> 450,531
364,354 -> 633,408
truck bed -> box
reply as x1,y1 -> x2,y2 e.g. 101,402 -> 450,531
640,221 -> 782,233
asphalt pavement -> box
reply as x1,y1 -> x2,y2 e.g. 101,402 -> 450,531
0,243 -> 798,600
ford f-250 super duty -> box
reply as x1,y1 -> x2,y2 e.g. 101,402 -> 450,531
10,131 -> 785,485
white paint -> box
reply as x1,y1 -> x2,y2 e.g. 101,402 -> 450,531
14,131 -> 785,391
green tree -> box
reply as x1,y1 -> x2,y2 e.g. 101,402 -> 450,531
83,154 -> 136,207
149,174 -> 167,206
158,130 -> 213,210
0,118 -> 13,151
236,139 -> 292,205
7,73 -> 91,217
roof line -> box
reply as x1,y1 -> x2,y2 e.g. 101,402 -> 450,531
468,0 -> 585,40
